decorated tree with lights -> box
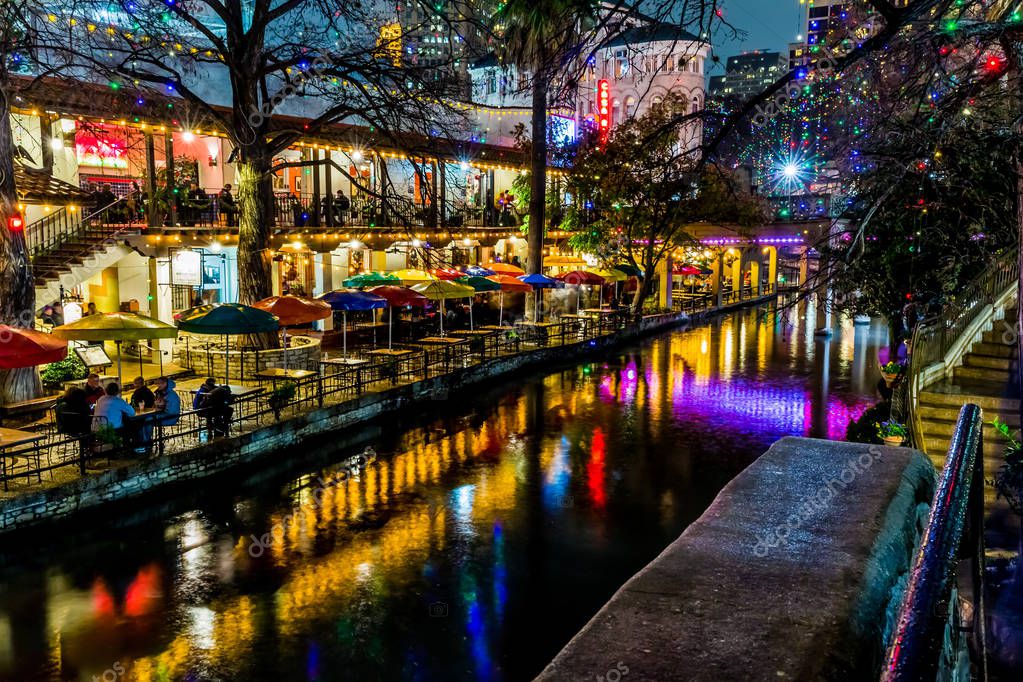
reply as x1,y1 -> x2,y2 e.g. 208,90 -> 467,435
37,0 -> 470,341
566,97 -> 769,315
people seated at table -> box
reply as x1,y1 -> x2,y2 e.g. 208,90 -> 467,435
130,376 -> 155,411
55,386 -> 92,437
92,383 -> 136,447
83,373 -> 105,406
205,384 -> 234,438
153,376 -> 181,426
193,377 -> 217,410
218,184 -> 238,226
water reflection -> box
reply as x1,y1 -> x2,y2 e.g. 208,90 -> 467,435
0,303 -> 885,681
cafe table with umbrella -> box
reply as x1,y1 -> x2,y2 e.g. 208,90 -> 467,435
485,274 -> 531,323
343,272 -> 400,288
253,295 -> 332,368
455,276 -> 502,329
430,267 -> 464,281
317,289 -> 388,356
52,312 -> 179,383
517,273 -> 563,322
366,286 -> 429,349
175,304 -> 279,383
0,325 -> 68,369
585,268 -> 628,306
556,270 -> 606,312
392,269 -> 436,285
487,262 -> 525,276
410,280 -> 476,334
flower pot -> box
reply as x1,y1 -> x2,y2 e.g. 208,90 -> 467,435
883,435 -> 905,447
881,371 -> 900,386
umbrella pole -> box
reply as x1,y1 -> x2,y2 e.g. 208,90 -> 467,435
343,311 -> 348,358
470,299 -> 474,331
116,340 -> 123,385
282,329 -> 289,370
388,308 -> 393,350
373,309 -> 377,346
499,291 -> 504,325
440,299 -> 445,335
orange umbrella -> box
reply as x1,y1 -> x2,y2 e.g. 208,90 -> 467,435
0,326 -> 68,369
487,262 -> 525,276
253,295 -> 332,326
253,295 -> 331,369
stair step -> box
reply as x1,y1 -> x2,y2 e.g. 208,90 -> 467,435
968,341 -> 1017,359
917,405 -> 1021,425
918,389 -> 1020,412
920,419 -> 1015,439
954,365 -> 1014,383
965,355 -> 1018,370
921,437 -> 1007,460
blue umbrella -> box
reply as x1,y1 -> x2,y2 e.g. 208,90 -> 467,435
317,289 -> 388,356
517,274 -> 563,321
465,265 -> 496,277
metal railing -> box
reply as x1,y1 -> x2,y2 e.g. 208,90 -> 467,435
898,250 -> 1017,443
881,403 -> 987,681
25,199 -> 133,265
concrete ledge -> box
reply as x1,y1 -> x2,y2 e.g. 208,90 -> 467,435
536,437 -> 936,682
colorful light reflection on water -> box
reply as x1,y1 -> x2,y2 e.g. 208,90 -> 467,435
0,302 -> 885,681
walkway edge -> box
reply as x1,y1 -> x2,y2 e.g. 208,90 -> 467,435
0,310 -> 706,535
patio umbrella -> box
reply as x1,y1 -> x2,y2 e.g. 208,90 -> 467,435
392,268 -> 437,284
485,274 -> 531,323
0,325 -> 68,369
675,265 -> 702,276
253,295 -> 332,368
545,255 -> 587,267
317,289 -> 388,357
557,270 -> 606,312
367,286 -> 429,349
455,276 -> 502,330
411,280 -> 475,334
487,262 -> 525,276
176,303 -> 279,383
53,312 -> 179,383
586,268 -> 627,307
430,267 -> 464,280
518,274 -> 563,322
465,265 -> 496,277
343,272 -> 400,288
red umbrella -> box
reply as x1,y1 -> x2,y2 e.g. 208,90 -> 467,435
0,325 -> 68,369
556,270 -> 606,286
367,286 -> 430,349
675,264 -> 702,276
430,267 -> 464,280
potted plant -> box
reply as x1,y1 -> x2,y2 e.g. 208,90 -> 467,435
877,420 -> 908,446
267,381 -> 297,417
93,423 -> 123,453
40,354 -> 87,390
987,417 -> 1023,670
879,360 -> 904,386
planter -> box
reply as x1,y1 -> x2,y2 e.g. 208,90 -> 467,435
882,435 -> 905,447
881,371 -> 900,386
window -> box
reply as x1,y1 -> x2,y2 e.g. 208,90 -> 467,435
625,96 -> 637,118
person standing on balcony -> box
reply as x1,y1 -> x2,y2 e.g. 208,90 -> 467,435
218,184 -> 238,226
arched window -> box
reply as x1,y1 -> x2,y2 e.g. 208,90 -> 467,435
612,99 -> 622,125
651,95 -> 663,110
625,96 -> 637,119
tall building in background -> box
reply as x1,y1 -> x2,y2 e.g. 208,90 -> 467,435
398,1 -> 499,96
708,50 -> 787,101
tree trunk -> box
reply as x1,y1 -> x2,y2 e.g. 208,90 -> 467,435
0,79 -> 42,404
235,156 -> 278,349
527,72 -> 547,275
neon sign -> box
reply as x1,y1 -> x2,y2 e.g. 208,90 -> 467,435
597,79 -> 611,142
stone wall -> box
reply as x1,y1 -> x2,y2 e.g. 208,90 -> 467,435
174,334 -> 321,380
0,312 -> 687,533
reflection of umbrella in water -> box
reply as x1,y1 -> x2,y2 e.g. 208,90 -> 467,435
52,313 -> 178,383
176,304 -> 279,383
366,286 -> 429,349
0,325 -> 68,369
317,289 -> 388,356
485,274 -> 530,323
411,280 -> 476,334
253,295 -> 332,368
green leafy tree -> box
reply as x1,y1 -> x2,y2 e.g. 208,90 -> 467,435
566,98 -> 769,314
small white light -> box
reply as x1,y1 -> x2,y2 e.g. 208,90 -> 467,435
182,131 -> 195,142
210,241 -> 222,253
50,138 -> 64,151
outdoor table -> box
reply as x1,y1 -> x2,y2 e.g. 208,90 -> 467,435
449,329 -> 499,360
366,348 -> 420,385
410,336 -> 469,372
514,321 -> 559,347
580,308 -> 622,333
253,368 -> 317,383
559,313 -> 596,338
480,325 -> 520,352
321,357 -> 371,394
0,427 -> 46,490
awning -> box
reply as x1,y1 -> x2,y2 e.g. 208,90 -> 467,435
14,165 -> 90,204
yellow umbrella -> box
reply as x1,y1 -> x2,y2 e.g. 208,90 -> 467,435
411,280 -> 476,333
52,312 -> 178,382
545,255 -> 587,266
585,268 -> 627,282
392,269 -> 437,284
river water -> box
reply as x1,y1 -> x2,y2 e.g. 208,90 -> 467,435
0,302 -> 888,682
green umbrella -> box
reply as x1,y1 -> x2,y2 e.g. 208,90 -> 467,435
411,280 -> 475,333
455,276 -> 502,292
176,304 -> 279,382
343,272 -> 401,288
53,312 -> 178,383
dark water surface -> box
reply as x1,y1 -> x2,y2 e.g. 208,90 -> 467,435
0,302 -> 887,682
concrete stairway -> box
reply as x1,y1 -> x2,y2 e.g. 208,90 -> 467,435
917,306 -> 1019,482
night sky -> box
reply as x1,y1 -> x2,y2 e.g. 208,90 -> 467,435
709,0 -> 804,74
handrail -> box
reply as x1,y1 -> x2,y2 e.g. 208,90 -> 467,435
25,199 -> 129,264
881,403 -> 987,681
898,249 -> 1017,445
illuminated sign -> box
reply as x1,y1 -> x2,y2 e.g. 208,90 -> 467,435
597,79 -> 611,142
171,249 -> 202,286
